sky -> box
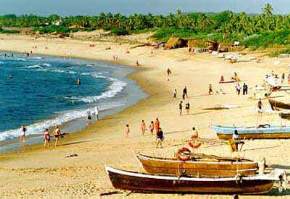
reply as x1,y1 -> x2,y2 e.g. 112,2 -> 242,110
0,0 -> 289,16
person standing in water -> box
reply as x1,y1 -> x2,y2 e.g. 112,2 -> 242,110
76,78 -> 81,85
140,120 -> 146,135
54,126 -> 61,147
19,125 -> 27,143
43,129 -> 50,148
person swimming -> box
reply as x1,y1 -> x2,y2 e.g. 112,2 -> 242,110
76,78 -> 81,85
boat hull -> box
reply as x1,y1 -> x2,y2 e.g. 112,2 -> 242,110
217,132 -> 290,140
269,99 -> 290,110
279,112 -> 290,120
137,154 -> 258,177
106,167 -> 275,194
213,125 -> 290,140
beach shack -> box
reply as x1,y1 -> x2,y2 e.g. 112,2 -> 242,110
164,37 -> 188,49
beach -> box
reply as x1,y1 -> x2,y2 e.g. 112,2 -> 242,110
0,33 -> 289,199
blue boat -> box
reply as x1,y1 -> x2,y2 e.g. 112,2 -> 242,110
212,124 -> 290,140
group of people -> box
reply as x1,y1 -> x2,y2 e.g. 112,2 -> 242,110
19,125 -> 64,148
125,118 -> 164,148
179,101 -> 190,115
235,83 -> 248,95
43,126 -> 63,148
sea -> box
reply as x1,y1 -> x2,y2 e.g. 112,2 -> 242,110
0,52 -> 146,152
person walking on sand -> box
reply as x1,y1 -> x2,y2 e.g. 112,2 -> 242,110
242,83 -> 248,95
179,101 -> 183,115
141,120 -> 146,135
235,83 -> 241,95
149,121 -> 154,135
54,126 -> 61,147
208,84 -> 213,95
173,89 -> 177,98
183,86 -> 188,99
43,128 -> 50,148
94,105 -> 99,120
154,118 -> 160,134
125,124 -> 130,137
19,125 -> 27,143
156,128 -> 164,148
257,98 -> 263,124
185,102 -> 190,114
167,68 -> 172,81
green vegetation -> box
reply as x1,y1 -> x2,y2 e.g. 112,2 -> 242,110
0,4 -> 289,50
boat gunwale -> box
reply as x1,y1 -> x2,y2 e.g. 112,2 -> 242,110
137,153 -> 257,165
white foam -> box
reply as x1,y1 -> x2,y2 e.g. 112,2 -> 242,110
74,76 -> 127,103
26,64 -> 42,69
0,102 -> 124,142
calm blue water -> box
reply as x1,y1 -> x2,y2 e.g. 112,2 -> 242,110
0,53 -> 141,142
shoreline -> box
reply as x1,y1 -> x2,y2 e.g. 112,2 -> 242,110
0,33 -> 289,198
0,55 -> 147,154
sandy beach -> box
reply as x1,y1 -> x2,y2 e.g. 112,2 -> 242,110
0,33 -> 289,199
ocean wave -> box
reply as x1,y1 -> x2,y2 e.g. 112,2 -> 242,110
70,77 -> 127,103
0,102 -> 124,142
26,64 -> 42,69
42,63 -> 51,67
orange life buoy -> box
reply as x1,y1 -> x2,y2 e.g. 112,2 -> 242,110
176,147 -> 191,161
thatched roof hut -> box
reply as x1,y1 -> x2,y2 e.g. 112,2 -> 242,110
165,37 -> 188,49
207,40 -> 219,51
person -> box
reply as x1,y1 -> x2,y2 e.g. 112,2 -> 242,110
19,125 -> 27,143
281,73 -> 285,83
208,84 -> 213,95
43,129 -> 50,148
87,111 -> 92,121
94,106 -> 99,120
183,86 -> 188,99
140,120 -> 146,135
235,83 -> 241,95
257,99 -> 263,114
179,101 -> 183,115
220,75 -> 225,83
173,89 -> 177,98
185,102 -> 190,114
154,118 -> 160,134
242,83 -> 248,95
149,121 -> 154,135
54,126 -> 62,147
232,130 -> 244,152
125,124 -> 130,137
136,60 -> 140,66
192,127 -> 199,139
167,68 -> 172,81
156,128 -> 164,148
76,78 -> 81,85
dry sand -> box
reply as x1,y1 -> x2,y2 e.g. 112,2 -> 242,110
0,33 -> 289,199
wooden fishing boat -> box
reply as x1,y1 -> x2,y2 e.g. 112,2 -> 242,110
137,153 -> 258,177
279,112 -> 290,120
269,99 -> 290,110
106,166 -> 285,194
212,125 -> 290,140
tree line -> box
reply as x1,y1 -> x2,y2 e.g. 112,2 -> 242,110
0,3 -> 289,48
